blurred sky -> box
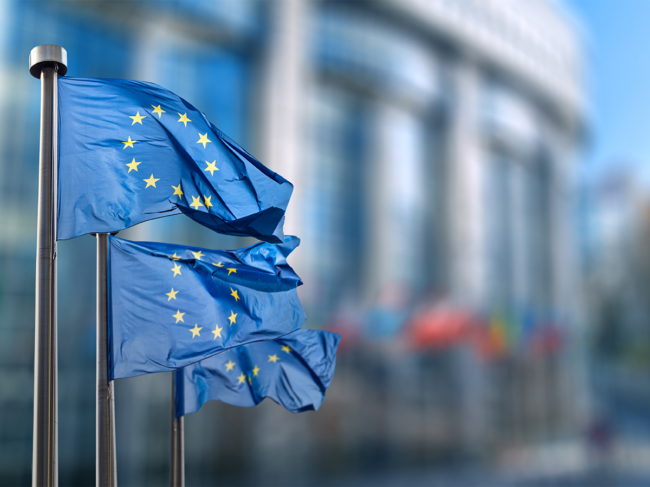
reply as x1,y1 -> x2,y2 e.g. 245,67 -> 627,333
569,0 -> 650,183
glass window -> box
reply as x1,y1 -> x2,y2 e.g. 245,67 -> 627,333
484,154 -> 515,308
524,154 -> 552,310
303,85 -> 367,319
371,102 -> 429,292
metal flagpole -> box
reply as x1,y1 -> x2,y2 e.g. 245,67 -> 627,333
170,373 -> 185,487
29,44 -> 67,487
97,233 -> 117,486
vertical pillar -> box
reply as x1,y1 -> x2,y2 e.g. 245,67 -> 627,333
258,0 -> 308,238
445,58 -> 491,453
170,373 -> 185,487
30,44 -> 67,487
96,233 -> 117,486
255,5 -> 310,481
446,59 -> 485,306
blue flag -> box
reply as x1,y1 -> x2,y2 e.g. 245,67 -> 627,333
58,77 -> 293,242
108,235 -> 306,380
174,329 -> 339,417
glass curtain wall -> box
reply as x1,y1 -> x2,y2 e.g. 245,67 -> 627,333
302,85 -> 367,322
484,153 -> 515,310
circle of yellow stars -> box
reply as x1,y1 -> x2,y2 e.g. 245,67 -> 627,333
160,248 -> 288,388
120,104 -> 219,208
164,248 -> 243,340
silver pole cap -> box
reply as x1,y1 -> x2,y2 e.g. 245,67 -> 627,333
29,44 -> 68,78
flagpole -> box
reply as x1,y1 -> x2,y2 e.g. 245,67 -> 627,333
96,233 -> 117,486
170,373 -> 185,487
30,44 -> 67,487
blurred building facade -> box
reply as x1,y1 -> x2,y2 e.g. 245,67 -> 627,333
263,0 -> 587,478
0,0 -> 586,485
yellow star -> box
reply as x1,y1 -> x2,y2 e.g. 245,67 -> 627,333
171,263 -> 182,277
212,324 -> 223,340
281,345 -> 291,353
122,136 -> 137,149
173,310 -> 185,323
144,174 -> 159,188
178,112 -> 191,127
152,105 -> 165,118
190,195 -> 204,210
204,160 -> 219,176
191,250 -> 204,260
204,195 -> 213,210
268,354 -> 279,363
252,365 -> 260,377
237,373 -> 246,384
197,132 -> 211,148
166,288 -> 178,301
172,184 -> 183,198
170,253 -> 180,261
212,262 -> 224,267
230,288 -> 239,301
227,268 -> 236,276
125,158 -> 141,172
228,311 -> 237,326
225,360 -> 235,371
248,376 -> 252,385
190,324 -> 202,338
130,111 -> 146,125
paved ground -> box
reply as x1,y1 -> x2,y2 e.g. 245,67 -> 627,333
307,470 -> 650,487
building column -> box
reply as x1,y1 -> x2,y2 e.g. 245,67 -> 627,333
257,0 -> 309,240
254,2 -> 313,482
445,59 -> 492,453
446,60 -> 486,308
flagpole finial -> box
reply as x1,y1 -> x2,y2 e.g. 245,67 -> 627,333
29,44 -> 67,78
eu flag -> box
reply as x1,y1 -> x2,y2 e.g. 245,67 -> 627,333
174,329 -> 339,416
108,235 -> 305,380
58,77 -> 293,242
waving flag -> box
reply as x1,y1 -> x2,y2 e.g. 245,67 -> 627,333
57,77 -> 293,242
108,235 -> 305,380
175,329 -> 339,416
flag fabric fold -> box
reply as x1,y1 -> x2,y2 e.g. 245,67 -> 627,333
108,235 -> 305,380
57,77 -> 293,242
174,329 -> 340,417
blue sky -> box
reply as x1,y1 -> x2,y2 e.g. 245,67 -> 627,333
567,0 -> 650,183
